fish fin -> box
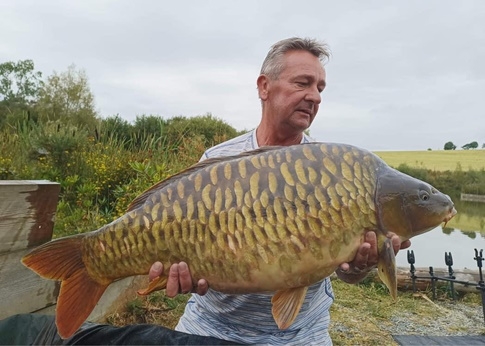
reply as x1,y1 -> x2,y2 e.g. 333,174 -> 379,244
137,275 -> 168,295
377,236 -> 397,300
57,267 -> 108,338
22,235 -> 109,339
126,146 -> 286,212
271,286 -> 308,329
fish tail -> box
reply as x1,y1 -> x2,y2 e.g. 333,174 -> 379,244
22,235 -> 109,339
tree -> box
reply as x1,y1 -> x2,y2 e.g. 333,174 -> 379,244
0,60 -> 43,103
462,141 -> 479,150
444,141 -> 456,150
36,65 -> 98,129
0,60 -> 43,129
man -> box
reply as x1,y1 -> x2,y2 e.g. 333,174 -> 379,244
149,37 -> 410,345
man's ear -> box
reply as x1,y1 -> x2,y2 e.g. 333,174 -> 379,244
257,74 -> 270,101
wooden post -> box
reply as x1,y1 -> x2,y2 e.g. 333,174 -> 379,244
0,180 -> 61,319
0,180 -> 147,325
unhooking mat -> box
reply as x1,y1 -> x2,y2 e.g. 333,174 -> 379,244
0,314 -> 241,345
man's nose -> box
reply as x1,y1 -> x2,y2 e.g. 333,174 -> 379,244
305,85 -> 321,104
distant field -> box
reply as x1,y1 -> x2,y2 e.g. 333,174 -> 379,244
373,149 -> 485,172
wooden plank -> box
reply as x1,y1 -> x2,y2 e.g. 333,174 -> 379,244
0,180 -> 60,254
461,193 -> 485,203
0,180 -> 61,317
0,249 -> 59,319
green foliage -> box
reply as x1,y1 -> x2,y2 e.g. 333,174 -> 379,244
133,115 -> 165,140
30,121 -> 88,177
97,115 -> 132,145
36,64 -> 98,130
0,112 -> 228,237
462,141 -> 479,150
97,113 -> 240,153
0,60 -> 43,130
444,141 -> 456,150
462,182 -> 485,195
163,113 -> 240,148
396,164 -> 485,199
0,59 -> 43,103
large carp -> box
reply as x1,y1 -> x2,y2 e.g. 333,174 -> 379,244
22,143 -> 456,338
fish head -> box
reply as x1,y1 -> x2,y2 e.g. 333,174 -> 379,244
376,167 -> 457,240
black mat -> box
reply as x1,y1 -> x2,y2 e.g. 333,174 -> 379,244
393,335 -> 485,345
0,314 -> 240,345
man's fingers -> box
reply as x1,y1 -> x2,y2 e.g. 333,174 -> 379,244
364,232 -> 377,249
149,261 -> 163,281
178,262 -> 193,294
391,235 -> 401,255
364,231 -> 378,266
354,242 -> 370,269
339,262 -> 350,272
195,279 -> 209,296
339,242 -> 370,273
400,239 -> 411,250
166,263 -> 180,298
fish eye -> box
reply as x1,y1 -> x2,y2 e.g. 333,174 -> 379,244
419,191 -> 430,201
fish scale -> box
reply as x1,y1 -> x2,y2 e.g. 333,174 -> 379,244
22,142 -> 457,339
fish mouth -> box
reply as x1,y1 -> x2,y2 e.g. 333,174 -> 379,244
442,206 -> 457,227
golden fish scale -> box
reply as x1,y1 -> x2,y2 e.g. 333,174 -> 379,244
82,143 -> 381,292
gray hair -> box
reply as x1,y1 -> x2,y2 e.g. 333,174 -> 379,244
260,37 -> 331,79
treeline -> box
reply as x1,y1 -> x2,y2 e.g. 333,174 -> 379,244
0,60 -> 245,237
0,112 -> 243,237
0,59 -> 241,148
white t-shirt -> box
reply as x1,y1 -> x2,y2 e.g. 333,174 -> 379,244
175,129 -> 334,345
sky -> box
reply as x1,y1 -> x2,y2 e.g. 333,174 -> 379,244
1,0 -> 484,151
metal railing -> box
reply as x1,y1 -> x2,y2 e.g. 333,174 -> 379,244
407,248 -> 485,323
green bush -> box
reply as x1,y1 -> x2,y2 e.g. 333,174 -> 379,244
0,114 -> 239,237
396,165 -> 485,200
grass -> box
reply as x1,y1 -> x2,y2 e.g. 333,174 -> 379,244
106,292 -> 190,330
374,149 -> 485,171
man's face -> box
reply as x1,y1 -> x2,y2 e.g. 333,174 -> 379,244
261,50 -> 326,133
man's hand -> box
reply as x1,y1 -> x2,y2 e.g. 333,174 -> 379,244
336,232 -> 411,284
148,261 -> 209,297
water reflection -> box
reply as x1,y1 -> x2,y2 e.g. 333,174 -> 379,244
395,200 -> 485,269
395,227 -> 485,269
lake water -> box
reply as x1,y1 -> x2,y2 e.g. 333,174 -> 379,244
395,199 -> 485,270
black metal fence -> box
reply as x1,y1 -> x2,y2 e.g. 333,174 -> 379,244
407,248 -> 485,323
